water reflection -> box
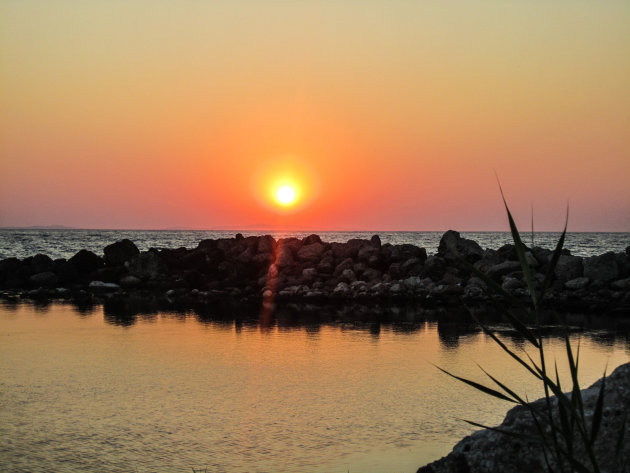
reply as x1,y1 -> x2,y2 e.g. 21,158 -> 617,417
1,302 -> 629,473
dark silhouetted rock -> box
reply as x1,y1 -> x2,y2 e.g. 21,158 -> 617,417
554,254 -> 583,282
128,251 -> 166,279
88,281 -> 121,293
119,275 -> 142,288
28,254 -> 54,274
583,252 -> 619,282
104,239 -> 139,267
274,245 -> 294,267
487,261 -> 522,280
565,277 -> 590,290
302,234 -> 322,245
257,235 -> 276,254
68,249 -> 102,274
29,271 -> 59,288
297,242 -> 325,262
438,230 -> 484,262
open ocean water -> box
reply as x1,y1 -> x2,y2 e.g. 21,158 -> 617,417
0,229 -> 628,260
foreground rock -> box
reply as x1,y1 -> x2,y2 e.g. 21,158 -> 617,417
0,231 -> 629,315
418,362 -> 630,473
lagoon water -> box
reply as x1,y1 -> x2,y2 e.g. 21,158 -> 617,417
1,303 -> 629,473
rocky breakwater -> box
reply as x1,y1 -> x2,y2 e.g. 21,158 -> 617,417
0,231 -> 629,314
417,361 -> 630,473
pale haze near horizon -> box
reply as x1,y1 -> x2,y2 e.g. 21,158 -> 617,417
1,1 -> 629,232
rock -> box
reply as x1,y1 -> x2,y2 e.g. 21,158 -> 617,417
119,275 -> 142,288
361,268 -> 381,282
88,281 -> 121,293
502,277 -> 526,292
301,267 -> 317,280
370,234 -> 382,248
357,245 -> 380,264
297,242 -> 325,262
390,244 -> 428,263
417,362 -> 630,473
334,258 -> 355,276
610,277 -> 630,290
487,260 -> 521,280
29,271 -> 59,288
555,255 -> 583,282
583,252 -> 619,282
438,230 -> 484,262
257,235 -> 276,254
340,269 -> 357,283
565,277 -> 590,290
302,234 -> 322,245
103,239 -> 139,267
274,246 -> 294,267
423,256 -> 447,280
316,256 -> 334,274
28,254 -> 54,274
401,257 -> 424,277
128,251 -> 166,279
68,249 -> 102,274
333,282 -> 350,295
331,239 -> 369,260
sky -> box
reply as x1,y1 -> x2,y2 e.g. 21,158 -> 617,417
1,1 -> 629,231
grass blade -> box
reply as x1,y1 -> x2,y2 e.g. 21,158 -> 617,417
469,312 -> 542,379
434,365 -> 516,403
478,364 -> 528,405
539,206 -> 568,304
497,178 -> 538,311
462,419 -> 542,442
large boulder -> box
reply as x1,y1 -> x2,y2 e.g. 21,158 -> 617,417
104,239 -> 139,267
29,271 -> 59,288
438,230 -> 483,263
274,245 -> 294,268
27,254 -> 54,275
583,252 -> 619,282
68,249 -> 102,274
554,255 -> 583,282
128,251 -> 166,279
297,242 -> 325,262
417,362 -> 630,473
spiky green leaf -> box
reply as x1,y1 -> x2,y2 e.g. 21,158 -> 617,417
434,365 -> 516,403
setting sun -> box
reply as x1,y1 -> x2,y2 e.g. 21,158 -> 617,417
275,185 -> 296,206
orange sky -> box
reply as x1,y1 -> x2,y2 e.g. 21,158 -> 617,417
1,1 -> 629,231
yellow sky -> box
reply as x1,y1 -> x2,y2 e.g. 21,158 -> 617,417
1,1 -> 629,230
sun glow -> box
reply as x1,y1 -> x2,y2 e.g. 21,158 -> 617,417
275,185 -> 296,206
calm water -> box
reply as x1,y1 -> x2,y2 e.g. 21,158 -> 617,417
0,229 -> 628,260
1,303 -> 628,473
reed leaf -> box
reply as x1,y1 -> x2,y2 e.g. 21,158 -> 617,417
462,419 -> 542,442
497,179 -> 538,311
469,312 -> 542,379
539,207 -> 568,304
478,364 -> 527,405
434,365 -> 516,403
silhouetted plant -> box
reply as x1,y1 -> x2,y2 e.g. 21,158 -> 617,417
438,185 -> 627,473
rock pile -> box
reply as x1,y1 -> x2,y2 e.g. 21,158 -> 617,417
0,231 -> 629,313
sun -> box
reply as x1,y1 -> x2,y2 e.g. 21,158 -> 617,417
275,185 -> 296,206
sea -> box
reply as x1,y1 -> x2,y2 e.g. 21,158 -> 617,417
0,229 -> 628,260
